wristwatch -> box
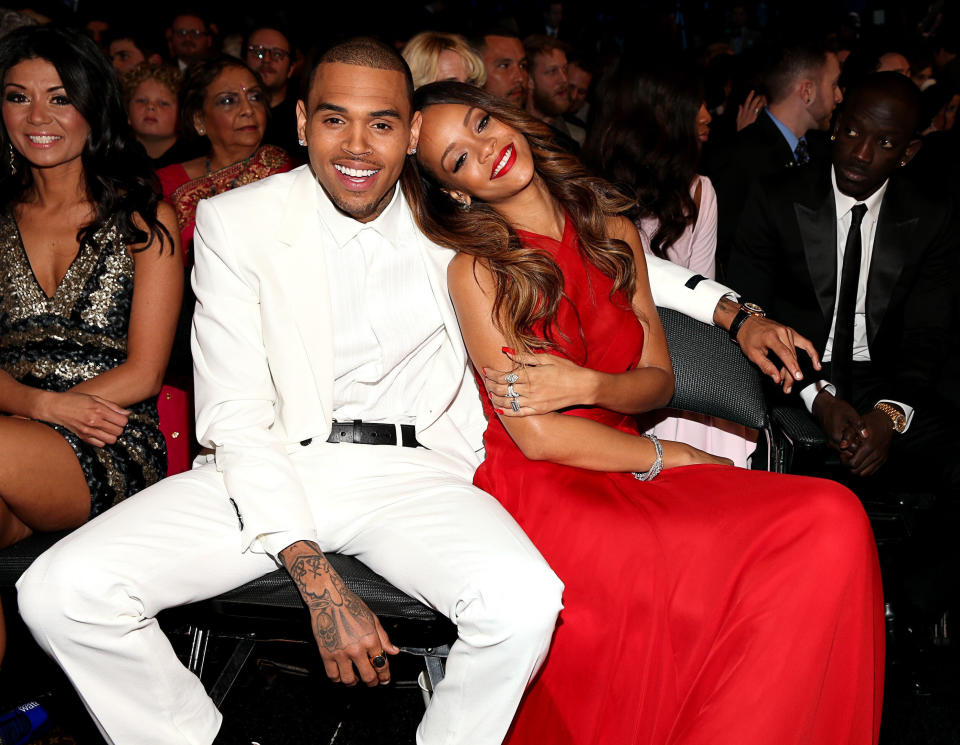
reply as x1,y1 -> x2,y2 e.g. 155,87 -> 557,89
874,402 -> 907,433
728,302 -> 766,343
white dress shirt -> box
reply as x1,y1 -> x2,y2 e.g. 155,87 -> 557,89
799,168 -> 914,429
316,184 -> 445,425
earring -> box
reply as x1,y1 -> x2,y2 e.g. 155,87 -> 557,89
197,126 -> 206,136
899,159 -> 906,167
298,138 -> 306,146
7,143 -> 16,175
408,147 -> 417,155
830,134 -> 836,141
458,200 -> 471,211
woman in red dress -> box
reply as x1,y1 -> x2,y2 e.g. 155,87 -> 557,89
406,82 -> 884,745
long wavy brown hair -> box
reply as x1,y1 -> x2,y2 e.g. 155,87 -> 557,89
402,82 -> 636,355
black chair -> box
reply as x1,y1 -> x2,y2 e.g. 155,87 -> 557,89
655,306 -> 772,462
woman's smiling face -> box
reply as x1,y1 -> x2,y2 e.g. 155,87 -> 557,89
416,103 -> 536,206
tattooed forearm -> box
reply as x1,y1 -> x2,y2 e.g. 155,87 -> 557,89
279,540 -> 377,654
713,294 -> 740,329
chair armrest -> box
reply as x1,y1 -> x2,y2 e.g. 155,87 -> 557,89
771,406 -> 827,449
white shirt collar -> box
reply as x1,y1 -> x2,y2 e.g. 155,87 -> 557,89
831,166 -> 888,222
314,180 -> 405,249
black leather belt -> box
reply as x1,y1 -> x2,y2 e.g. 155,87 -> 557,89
308,420 -> 421,448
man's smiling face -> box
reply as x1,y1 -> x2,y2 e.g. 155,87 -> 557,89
297,62 -> 420,223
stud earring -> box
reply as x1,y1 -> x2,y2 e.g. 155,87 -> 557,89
298,138 -> 306,146
899,159 -> 906,167
830,134 -> 836,141
458,200 -> 471,211
408,147 -> 417,155
197,127 -> 206,136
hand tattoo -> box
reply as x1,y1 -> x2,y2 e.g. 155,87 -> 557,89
281,543 -> 377,654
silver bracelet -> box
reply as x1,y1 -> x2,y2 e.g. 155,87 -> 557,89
632,433 -> 663,481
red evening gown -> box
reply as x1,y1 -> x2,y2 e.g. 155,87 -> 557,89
473,216 -> 884,745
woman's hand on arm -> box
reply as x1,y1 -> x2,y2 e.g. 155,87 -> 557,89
70,202 -> 184,407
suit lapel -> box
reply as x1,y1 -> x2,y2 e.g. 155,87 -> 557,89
794,186 -> 838,328
866,184 -> 916,344
276,167 -> 335,415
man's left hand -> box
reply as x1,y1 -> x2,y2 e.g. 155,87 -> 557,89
736,315 -> 821,393
841,409 -> 894,477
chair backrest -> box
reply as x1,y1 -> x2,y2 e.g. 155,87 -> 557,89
657,307 -> 769,430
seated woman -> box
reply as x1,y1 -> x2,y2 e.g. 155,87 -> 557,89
407,82 -> 884,745
585,63 -> 758,467
122,61 -> 201,170
402,30 -> 486,89
156,55 -> 293,261
0,26 -> 182,654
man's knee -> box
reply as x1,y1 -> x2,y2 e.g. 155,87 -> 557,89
457,558 -> 564,646
18,540 -> 132,640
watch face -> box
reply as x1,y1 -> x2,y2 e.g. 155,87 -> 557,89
742,302 -> 766,317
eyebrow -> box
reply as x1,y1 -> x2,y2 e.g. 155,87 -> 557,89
4,83 -> 65,92
312,102 -> 403,120
440,106 -> 478,168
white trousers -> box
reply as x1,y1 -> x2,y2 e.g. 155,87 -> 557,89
17,441 -> 563,745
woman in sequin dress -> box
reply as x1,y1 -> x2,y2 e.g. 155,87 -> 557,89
0,26 -> 182,655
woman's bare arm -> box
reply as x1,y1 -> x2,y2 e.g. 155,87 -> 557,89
449,250 -> 721,472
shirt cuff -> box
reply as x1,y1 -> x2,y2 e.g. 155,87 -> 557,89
259,529 -> 319,561
876,400 -> 915,432
800,380 -> 836,412
645,254 -> 736,326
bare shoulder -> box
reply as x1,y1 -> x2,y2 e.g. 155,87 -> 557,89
606,214 -> 639,242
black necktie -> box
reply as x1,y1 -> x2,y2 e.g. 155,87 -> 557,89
794,138 -> 810,165
831,203 -> 867,400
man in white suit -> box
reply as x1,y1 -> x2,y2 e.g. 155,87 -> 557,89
18,38 -> 818,745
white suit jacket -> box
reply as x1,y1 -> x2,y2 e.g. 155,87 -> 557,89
190,165 -> 730,552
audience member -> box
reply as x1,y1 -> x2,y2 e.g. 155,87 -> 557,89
407,78 -> 882,745
728,72 -> 959,495
877,51 -> 911,76
708,40 -> 842,268
523,34 -> 580,149
244,24 -> 301,158
106,28 -> 162,76
156,55 -> 293,259
585,62 -> 758,466
122,62 -> 200,168
564,52 -> 591,128
933,29 -> 960,91
167,10 -> 214,72
401,31 -> 486,89
0,25 -> 181,657
471,28 -> 527,107
0,7 -> 35,38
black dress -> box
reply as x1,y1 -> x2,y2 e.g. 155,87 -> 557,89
0,210 -> 166,516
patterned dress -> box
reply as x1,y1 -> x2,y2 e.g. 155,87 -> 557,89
0,210 -> 166,516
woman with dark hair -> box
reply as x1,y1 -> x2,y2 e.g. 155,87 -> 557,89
0,25 -> 182,653
407,82 -> 883,745
156,55 -> 293,260
584,64 -> 757,467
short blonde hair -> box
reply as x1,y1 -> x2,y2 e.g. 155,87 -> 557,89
402,31 -> 486,89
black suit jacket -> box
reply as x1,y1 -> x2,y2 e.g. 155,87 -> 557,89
727,163 -> 958,410
706,113 -> 828,270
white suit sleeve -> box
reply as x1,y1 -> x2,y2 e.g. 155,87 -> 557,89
645,252 -> 735,326
191,199 -> 317,555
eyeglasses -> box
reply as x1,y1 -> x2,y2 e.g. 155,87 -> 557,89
247,45 -> 290,62
173,28 -> 208,38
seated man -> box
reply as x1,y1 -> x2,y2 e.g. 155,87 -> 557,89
729,72 -> 959,496
17,37 -> 828,745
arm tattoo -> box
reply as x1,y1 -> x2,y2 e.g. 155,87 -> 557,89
280,543 -> 376,654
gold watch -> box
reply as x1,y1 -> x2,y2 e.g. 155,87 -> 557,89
874,402 -> 907,433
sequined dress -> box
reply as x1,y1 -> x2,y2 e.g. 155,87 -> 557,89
0,210 -> 166,516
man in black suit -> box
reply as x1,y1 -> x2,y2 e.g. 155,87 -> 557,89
729,72 -> 959,494
709,41 -> 842,268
